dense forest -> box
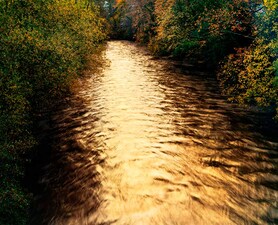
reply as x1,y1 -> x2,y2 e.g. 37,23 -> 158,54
0,0 -> 277,224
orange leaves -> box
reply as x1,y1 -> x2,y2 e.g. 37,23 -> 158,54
196,0 -> 254,38
116,0 -> 123,5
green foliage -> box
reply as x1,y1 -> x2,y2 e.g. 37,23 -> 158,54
148,0 -> 245,62
132,0 -> 156,43
107,0 -> 134,39
172,39 -> 199,58
106,0 -> 156,41
151,0 -> 193,55
0,0 -> 107,223
218,41 -> 277,115
217,1 -> 278,119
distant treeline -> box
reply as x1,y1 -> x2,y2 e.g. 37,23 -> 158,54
102,0 -> 278,119
0,0 -> 107,224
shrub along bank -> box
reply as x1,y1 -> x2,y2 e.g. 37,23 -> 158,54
0,0 -> 107,224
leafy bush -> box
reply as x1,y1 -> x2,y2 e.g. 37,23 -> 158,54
172,39 -> 199,58
217,41 -> 277,116
0,0 -> 107,224
217,1 -> 278,119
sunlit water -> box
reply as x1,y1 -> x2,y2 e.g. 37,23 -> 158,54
32,41 -> 278,225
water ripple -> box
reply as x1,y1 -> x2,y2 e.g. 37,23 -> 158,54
32,41 -> 278,225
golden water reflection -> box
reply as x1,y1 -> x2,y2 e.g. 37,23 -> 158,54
33,41 -> 278,225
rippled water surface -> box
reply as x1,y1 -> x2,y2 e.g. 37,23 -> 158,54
33,41 -> 278,225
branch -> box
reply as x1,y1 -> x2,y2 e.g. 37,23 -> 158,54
221,30 -> 255,40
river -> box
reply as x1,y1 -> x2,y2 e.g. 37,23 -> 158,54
31,41 -> 278,225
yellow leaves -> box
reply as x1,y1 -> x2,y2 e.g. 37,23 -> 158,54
218,40 -> 277,110
264,0 -> 278,11
1,0 -> 107,111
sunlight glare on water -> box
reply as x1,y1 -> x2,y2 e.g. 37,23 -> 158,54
33,41 -> 278,225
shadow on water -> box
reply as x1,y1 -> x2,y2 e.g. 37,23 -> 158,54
27,99 -> 106,225
30,41 -> 278,225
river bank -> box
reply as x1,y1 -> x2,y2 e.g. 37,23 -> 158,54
0,1 -> 107,224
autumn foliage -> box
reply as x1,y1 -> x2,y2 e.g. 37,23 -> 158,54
0,0 -> 277,223
0,0 -> 107,223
